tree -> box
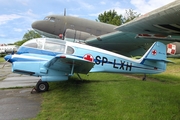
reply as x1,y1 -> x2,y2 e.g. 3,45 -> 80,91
23,30 -> 42,41
96,9 -> 140,25
123,9 -> 141,23
14,30 -> 42,46
96,10 -> 123,26
14,39 -> 28,46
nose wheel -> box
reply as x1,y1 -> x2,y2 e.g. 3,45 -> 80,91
31,80 -> 49,93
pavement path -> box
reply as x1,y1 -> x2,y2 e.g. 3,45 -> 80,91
0,62 -> 42,120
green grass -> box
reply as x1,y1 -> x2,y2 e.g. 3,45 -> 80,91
31,58 -> 180,120
0,57 -> 5,62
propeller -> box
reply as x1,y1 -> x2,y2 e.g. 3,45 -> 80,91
2,58 -> 10,68
2,52 -> 13,68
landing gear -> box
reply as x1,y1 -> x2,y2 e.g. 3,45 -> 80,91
31,80 -> 49,93
76,73 -> 82,80
142,74 -> 146,81
36,80 -> 49,92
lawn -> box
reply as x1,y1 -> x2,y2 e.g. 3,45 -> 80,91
0,57 -> 5,62
31,58 -> 180,120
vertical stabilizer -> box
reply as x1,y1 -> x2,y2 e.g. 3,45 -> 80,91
139,41 -> 169,72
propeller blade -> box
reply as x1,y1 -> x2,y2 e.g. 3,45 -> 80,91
2,54 -> 12,68
2,59 -> 9,68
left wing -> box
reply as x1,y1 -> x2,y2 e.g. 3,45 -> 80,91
85,1 -> 180,57
85,31 -> 157,56
45,54 -> 95,74
115,1 -> 180,36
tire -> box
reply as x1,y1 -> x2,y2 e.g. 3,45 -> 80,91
36,81 -> 49,92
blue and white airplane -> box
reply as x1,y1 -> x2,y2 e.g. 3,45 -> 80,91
4,38 -> 169,92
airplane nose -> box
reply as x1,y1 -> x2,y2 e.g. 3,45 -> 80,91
31,21 -> 38,29
4,55 -> 12,63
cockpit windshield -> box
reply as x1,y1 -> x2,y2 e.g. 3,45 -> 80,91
44,17 -> 50,21
44,17 -> 55,22
22,38 -> 74,54
23,39 -> 41,49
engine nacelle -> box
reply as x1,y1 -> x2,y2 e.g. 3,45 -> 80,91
64,29 -> 95,42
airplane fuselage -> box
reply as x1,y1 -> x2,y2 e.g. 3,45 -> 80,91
4,38 -> 168,92
32,15 -> 116,39
6,38 -> 166,81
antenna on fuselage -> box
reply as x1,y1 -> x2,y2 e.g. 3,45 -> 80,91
59,8 -> 67,40
64,8 -> 66,16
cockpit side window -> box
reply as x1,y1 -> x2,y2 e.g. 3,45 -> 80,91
50,17 -> 55,22
23,42 -> 38,48
44,17 -> 55,22
44,42 -> 65,53
66,46 -> 74,54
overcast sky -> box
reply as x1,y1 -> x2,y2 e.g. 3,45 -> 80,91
0,0 -> 175,44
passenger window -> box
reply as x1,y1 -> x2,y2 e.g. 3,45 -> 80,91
66,46 -> 74,54
44,42 -> 65,53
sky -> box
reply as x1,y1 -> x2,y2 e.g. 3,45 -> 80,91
0,0 -> 175,44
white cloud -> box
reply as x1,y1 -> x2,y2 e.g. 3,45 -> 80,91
76,0 -> 95,10
112,1 -> 121,7
68,14 -> 79,17
19,9 -> 38,20
14,28 -> 23,32
0,37 -> 21,44
0,14 -> 22,25
100,1 -> 106,5
15,0 -> 30,6
0,34 -> 6,37
130,0 -> 175,14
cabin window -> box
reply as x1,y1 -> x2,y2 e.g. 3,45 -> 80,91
44,42 -> 65,53
66,46 -> 74,54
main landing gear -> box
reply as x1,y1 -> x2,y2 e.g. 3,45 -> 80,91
142,74 -> 146,81
31,80 -> 49,93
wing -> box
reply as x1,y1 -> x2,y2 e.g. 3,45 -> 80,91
45,54 -> 95,74
115,1 -> 180,36
85,1 -> 180,57
85,31 -> 157,56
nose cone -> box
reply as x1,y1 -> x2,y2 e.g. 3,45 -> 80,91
4,55 -> 12,63
32,21 -> 52,34
32,21 -> 41,30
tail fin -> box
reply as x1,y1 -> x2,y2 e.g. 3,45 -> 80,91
139,41 -> 170,72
